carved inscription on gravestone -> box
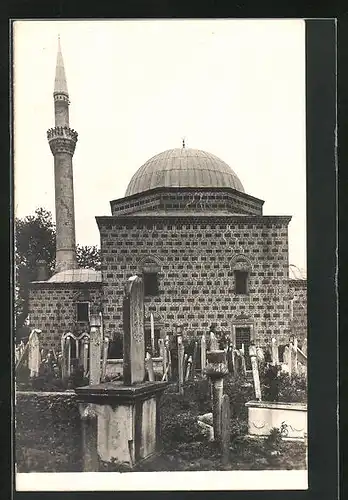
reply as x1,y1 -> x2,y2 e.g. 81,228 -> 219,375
123,275 -> 145,385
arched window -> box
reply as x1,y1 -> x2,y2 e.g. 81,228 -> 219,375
138,256 -> 162,297
230,255 -> 252,295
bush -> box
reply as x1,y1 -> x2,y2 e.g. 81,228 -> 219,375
223,374 -> 254,420
162,411 -> 206,444
229,417 -> 248,440
15,392 -> 82,472
16,365 -> 89,392
160,381 -> 211,446
258,362 -> 307,403
264,427 -> 284,451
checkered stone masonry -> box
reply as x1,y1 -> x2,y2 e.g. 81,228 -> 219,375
97,215 -> 292,347
29,283 -> 103,350
289,279 -> 307,344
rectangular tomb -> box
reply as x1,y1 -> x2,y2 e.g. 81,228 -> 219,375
245,400 -> 307,440
75,380 -> 167,469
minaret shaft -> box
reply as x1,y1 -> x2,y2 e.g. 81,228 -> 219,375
55,99 -> 70,127
53,153 -> 77,271
47,38 -> 78,273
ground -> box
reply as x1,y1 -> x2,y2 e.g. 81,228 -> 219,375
16,370 -> 307,473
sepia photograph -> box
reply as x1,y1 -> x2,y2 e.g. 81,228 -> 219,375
13,18 -> 310,491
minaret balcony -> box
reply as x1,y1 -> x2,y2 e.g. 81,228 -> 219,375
53,91 -> 70,104
47,126 -> 78,155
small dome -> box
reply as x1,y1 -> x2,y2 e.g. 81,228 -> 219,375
125,148 -> 244,197
48,268 -> 102,283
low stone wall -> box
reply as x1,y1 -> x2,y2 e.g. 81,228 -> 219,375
15,391 -> 82,472
106,357 -> 164,379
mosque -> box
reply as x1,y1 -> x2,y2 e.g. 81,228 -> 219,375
28,40 -> 307,356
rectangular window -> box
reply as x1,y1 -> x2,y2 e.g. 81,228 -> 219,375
235,270 -> 249,294
143,272 -> 159,296
76,302 -> 89,322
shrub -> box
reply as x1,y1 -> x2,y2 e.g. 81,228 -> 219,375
258,362 -> 307,403
162,411 -> 206,444
15,392 -> 82,472
264,427 -> 284,451
229,418 -> 248,440
223,374 -> 254,420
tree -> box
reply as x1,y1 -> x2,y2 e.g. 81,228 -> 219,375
76,245 -> 101,271
15,207 -> 101,338
15,208 -> 56,337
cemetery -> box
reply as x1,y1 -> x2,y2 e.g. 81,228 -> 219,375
16,274 -> 307,473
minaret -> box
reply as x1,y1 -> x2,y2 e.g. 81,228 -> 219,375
47,37 -> 78,273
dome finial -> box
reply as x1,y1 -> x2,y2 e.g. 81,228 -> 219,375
182,137 -> 186,149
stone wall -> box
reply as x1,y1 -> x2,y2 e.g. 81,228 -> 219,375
97,215 -> 292,347
289,279 -> 307,344
110,187 -> 264,216
29,282 -> 103,350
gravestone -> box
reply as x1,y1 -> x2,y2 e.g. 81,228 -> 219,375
226,346 -> 233,373
185,355 -> 192,381
150,313 -> 155,355
293,338 -> 298,374
302,338 -> 307,356
210,331 -> 219,350
191,341 -> 198,378
249,345 -> 262,400
283,345 -> 290,366
201,334 -> 206,375
101,336 -> 109,381
89,315 -> 102,385
123,275 -> 145,385
271,338 -> 279,365
158,338 -> 167,379
145,352 -> 155,381
177,333 -> 184,395
288,342 -> 293,378
220,394 -> 231,466
256,347 -> 264,362
82,338 -> 89,377
240,350 -> 247,375
205,350 -> 228,441
28,329 -> 41,378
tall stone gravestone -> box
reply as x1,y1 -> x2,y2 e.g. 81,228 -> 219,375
28,329 -> 41,378
249,345 -> 262,401
220,394 -> 231,466
123,275 -> 145,385
89,315 -> 102,385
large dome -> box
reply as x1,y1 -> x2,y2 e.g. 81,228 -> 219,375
125,148 -> 244,197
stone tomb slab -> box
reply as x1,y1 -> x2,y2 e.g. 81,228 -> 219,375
245,400 -> 307,440
75,381 -> 168,469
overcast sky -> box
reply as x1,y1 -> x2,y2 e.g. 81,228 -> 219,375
13,19 -> 306,272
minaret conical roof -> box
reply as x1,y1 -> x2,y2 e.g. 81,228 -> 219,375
54,36 -> 68,95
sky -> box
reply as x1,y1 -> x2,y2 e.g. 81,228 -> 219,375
13,19 -> 307,272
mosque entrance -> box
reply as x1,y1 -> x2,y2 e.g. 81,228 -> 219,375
235,326 -> 252,370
